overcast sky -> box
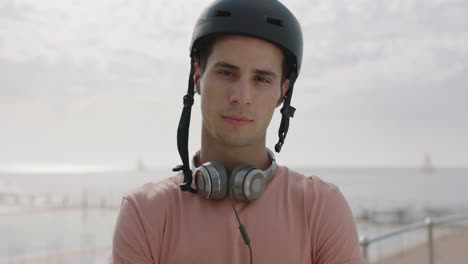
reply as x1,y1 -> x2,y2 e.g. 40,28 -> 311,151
1,0 -> 467,170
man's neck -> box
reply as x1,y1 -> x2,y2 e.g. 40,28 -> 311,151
198,138 -> 271,176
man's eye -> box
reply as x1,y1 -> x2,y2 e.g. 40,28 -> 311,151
219,70 -> 234,77
255,76 -> 270,83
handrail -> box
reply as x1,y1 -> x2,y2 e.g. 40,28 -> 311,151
431,212 -> 468,226
359,212 -> 468,263
361,221 -> 427,244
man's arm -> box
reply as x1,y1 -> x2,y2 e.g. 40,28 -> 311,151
111,197 -> 156,264
310,179 -> 366,264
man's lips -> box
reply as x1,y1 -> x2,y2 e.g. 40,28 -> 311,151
222,115 -> 253,126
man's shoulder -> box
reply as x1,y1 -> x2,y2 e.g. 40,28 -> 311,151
281,166 -> 339,195
122,173 -> 183,209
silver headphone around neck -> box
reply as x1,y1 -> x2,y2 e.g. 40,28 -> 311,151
192,149 -> 277,202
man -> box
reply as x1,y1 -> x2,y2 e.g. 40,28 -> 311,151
112,0 -> 366,263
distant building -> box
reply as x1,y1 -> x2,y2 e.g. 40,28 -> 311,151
421,153 -> 436,173
136,157 -> 147,172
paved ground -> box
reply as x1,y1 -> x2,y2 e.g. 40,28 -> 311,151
374,227 -> 468,264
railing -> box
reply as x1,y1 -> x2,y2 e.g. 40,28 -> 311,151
359,212 -> 468,263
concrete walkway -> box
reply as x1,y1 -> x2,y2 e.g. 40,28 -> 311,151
375,227 -> 468,264
0,246 -> 111,264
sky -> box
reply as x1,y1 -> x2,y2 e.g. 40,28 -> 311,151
0,0 -> 467,170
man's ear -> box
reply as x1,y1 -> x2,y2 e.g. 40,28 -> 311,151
276,79 -> 290,107
193,62 -> 202,95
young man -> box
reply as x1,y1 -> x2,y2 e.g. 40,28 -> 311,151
112,0 -> 366,263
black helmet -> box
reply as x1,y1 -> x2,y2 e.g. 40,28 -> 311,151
190,0 -> 303,77
174,0 -> 303,193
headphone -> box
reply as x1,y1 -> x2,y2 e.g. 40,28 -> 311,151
192,149 -> 277,202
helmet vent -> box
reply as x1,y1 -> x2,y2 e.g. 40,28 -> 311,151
214,10 -> 231,17
265,17 -> 283,27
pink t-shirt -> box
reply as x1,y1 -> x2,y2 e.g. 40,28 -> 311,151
111,165 -> 366,264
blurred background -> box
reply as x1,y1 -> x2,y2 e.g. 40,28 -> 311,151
1,0 -> 467,263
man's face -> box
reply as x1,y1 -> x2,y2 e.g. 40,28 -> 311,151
194,35 -> 289,148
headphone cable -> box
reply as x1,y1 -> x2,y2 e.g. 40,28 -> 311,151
229,192 -> 253,264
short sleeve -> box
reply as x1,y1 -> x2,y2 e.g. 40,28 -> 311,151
111,197 -> 155,264
313,182 -> 366,264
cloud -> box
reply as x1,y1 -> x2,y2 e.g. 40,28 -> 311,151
303,1 -> 468,92
0,0 -> 467,166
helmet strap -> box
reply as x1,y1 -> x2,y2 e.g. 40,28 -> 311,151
275,73 -> 297,153
173,59 -> 197,193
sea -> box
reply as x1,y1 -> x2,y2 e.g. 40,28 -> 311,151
1,167 -> 467,263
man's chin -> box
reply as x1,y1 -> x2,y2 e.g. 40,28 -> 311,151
216,133 -> 257,148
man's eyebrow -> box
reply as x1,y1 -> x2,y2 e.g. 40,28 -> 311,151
214,61 -> 239,70
254,69 -> 278,79
214,61 -> 278,79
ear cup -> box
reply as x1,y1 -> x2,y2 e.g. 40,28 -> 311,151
230,165 -> 267,202
194,161 -> 229,200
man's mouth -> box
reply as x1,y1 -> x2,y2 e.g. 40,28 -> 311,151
222,115 -> 253,126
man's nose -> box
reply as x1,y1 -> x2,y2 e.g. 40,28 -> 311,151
229,78 -> 252,105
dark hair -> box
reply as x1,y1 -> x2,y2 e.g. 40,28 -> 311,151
194,35 -> 291,84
